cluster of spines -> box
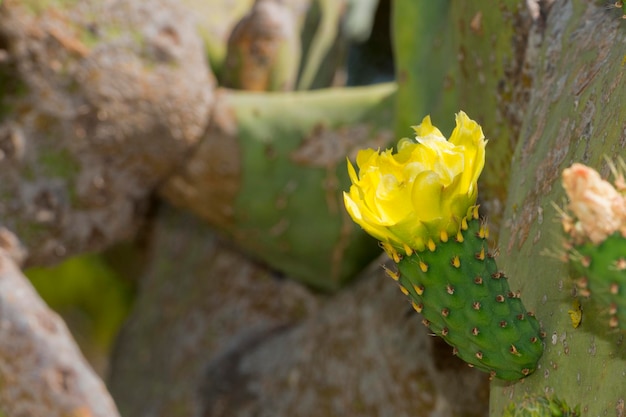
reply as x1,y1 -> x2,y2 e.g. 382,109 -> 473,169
386,208 -> 544,380
569,232 -> 626,331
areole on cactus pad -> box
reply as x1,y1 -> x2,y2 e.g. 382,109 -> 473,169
343,111 -> 544,380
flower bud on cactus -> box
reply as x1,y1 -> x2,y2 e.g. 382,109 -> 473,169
561,161 -> 626,330
344,112 -> 544,380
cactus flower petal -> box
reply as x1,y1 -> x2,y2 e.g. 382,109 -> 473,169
343,111 -> 487,254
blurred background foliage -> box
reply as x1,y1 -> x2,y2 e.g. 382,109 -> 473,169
25,254 -> 135,374
22,0 -> 396,373
12,0 -> 626,414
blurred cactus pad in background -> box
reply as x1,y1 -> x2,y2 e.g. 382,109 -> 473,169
2,0 -> 626,416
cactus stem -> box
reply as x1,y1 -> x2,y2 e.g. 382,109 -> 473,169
451,255 -> 461,268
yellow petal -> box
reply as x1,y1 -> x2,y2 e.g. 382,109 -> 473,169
346,158 -> 358,184
449,111 -> 483,146
411,170 -> 444,221
343,111 -> 487,255
412,115 -> 444,139
344,191 -> 393,241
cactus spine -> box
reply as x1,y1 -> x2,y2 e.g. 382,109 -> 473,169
391,207 -> 544,380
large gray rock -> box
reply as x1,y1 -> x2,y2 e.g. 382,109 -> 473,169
108,207 -> 489,417
0,0 -> 214,266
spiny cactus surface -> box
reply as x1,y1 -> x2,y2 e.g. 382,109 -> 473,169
560,162 -> 626,331
570,232 -> 626,330
394,212 -> 544,380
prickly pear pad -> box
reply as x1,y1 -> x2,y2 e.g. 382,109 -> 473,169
559,161 -> 626,331
395,217 -> 544,380
570,232 -> 626,331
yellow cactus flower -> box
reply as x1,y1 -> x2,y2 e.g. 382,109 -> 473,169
344,111 -> 487,253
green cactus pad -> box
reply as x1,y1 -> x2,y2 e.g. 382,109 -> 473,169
394,218 -> 544,380
503,395 -> 581,417
570,232 -> 626,330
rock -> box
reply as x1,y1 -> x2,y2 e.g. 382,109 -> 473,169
108,206 -> 488,417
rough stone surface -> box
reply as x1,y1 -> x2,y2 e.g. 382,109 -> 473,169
0,229 -> 121,417
108,206 -> 489,417
0,0 -> 215,266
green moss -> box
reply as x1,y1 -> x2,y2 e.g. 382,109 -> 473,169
0,64 -> 29,119
15,221 -> 50,247
20,164 -> 36,182
38,149 -> 80,180
21,0 -> 79,16
25,253 -> 135,350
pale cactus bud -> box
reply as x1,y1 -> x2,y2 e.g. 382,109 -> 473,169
562,163 -> 626,244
